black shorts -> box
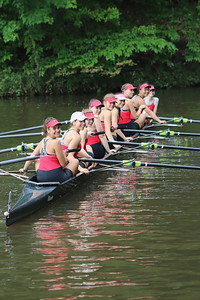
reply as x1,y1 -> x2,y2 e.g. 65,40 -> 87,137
131,120 -> 140,130
91,142 -> 106,158
37,167 -> 73,183
118,121 -> 139,137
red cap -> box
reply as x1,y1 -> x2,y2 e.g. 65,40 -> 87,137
84,112 -> 94,119
125,84 -> 137,90
46,119 -> 62,128
90,100 -> 103,107
104,97 -> 116,103
139,83 -> 151,89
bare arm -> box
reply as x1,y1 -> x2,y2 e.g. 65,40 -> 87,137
104,110 -> 116,141
127,99 -> 139,119
67,134 -> 81,161
53,139 -> 68,167
153,97 -> 159,114
19,140 -> 42,173
80,127 -> 87,150
136,97 -> 165,123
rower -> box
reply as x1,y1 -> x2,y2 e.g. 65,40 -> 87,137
120,83 -> 147,132
61,111 -> 95,174
112,93 -> 133,141
133,83 -> 166,124
19,117 -> 78,183
80,109 -> 107,159
144,85 -> 159,114
99,93 -> 122,151
88,98 -> 116,154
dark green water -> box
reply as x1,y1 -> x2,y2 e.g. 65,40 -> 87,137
0,88 -> 200,299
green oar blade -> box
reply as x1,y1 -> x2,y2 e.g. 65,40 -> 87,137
0,143 -> 38,154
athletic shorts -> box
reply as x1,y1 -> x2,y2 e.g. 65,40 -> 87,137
118,121 -> 139,137
91,142 -> 106,159
37,167 -> 73,183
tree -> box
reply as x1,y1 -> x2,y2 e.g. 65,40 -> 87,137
0,0 -> 199,96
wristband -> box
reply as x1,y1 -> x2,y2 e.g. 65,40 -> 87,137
23,169 -> 28,172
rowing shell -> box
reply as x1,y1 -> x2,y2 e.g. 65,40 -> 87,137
5,127 -> 144,226
5,172 -> 89,226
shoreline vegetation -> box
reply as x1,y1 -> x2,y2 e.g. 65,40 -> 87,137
0,0 -> 199,98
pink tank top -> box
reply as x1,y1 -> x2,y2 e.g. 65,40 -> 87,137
86,131 -> 101,145
147,102 -> 155,111
118,109 -> 131,124
38,138 -> 61,171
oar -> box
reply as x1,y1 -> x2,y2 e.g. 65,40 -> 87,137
0,148 -> 80,166
158,117 -> 200,124
108,140 -> 200,152
122,129 -> 200,137
0,120 -> 70,136
0,155 -> 40,166
91,131 -> 105,136
78,158 -> 200,170
0,132 -> 44,139
0,143 -> 38,154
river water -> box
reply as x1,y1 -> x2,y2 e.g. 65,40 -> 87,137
0,88 -> 200,299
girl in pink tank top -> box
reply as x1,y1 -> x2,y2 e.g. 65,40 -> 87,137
19,117 -> 78,183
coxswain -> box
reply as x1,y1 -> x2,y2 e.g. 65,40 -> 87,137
19,117 -> 78,183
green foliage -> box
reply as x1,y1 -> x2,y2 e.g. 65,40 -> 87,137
0,0 -> 199,97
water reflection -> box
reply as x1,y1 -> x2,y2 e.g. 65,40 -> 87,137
30,171 -> 162,296
1,88 -> 200,299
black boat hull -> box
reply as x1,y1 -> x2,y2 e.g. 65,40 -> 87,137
6,173 -> 88,226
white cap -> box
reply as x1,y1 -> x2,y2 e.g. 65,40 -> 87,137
115,93 -> 127,100
70,111 -> 87,123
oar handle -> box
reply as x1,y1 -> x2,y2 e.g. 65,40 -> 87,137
91,131 -> 105,136
67,148 -> 80,153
